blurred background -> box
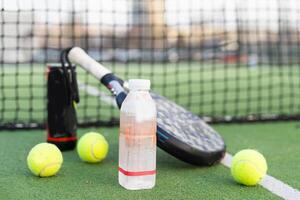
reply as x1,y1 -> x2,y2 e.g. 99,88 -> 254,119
1,0 -> 300,129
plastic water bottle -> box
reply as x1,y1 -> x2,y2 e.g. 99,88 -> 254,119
119,79 -> 157,190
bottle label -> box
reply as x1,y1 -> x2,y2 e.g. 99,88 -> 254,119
118,167 -> 156,176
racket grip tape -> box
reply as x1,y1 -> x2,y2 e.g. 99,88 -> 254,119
68,47 -> 111,80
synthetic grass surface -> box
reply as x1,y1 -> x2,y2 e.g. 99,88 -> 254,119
2,122 -> 299,199
217,121 -> 300,190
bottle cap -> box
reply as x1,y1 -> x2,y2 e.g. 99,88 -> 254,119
128,79 -> 151,91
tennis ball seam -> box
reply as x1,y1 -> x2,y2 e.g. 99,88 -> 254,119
234,160 -> 265,174
90,139 -> 104,160
38,162 -> 62,177
233,159 -> 265,183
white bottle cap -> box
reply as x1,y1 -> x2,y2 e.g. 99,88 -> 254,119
128,79 -> 151,91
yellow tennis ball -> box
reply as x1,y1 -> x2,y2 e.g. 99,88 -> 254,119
27,143 -> 63,177
77,132 -> 109,163
231,149 -> 267,186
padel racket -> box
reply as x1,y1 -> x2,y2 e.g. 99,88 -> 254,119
67,47 -> 226,166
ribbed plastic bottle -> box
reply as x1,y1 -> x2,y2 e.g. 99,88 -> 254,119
119,79 -> 157,190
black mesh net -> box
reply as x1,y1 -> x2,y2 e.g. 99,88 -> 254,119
1,0 -> 300,129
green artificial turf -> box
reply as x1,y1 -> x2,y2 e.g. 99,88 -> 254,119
2,122 -> 300,199
217,121 -> 300,190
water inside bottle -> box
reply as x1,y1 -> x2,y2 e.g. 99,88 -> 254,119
119,115 -> 156,190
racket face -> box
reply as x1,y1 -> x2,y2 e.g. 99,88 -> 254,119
107,78 -> 225,154
151,92 -> 225,153
106,79 -> 225,164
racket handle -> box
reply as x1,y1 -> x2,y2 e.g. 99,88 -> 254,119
68,47 -> 111,80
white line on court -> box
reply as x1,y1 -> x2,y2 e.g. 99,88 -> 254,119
79,82 -> 300,199
221,153 -> 300,200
